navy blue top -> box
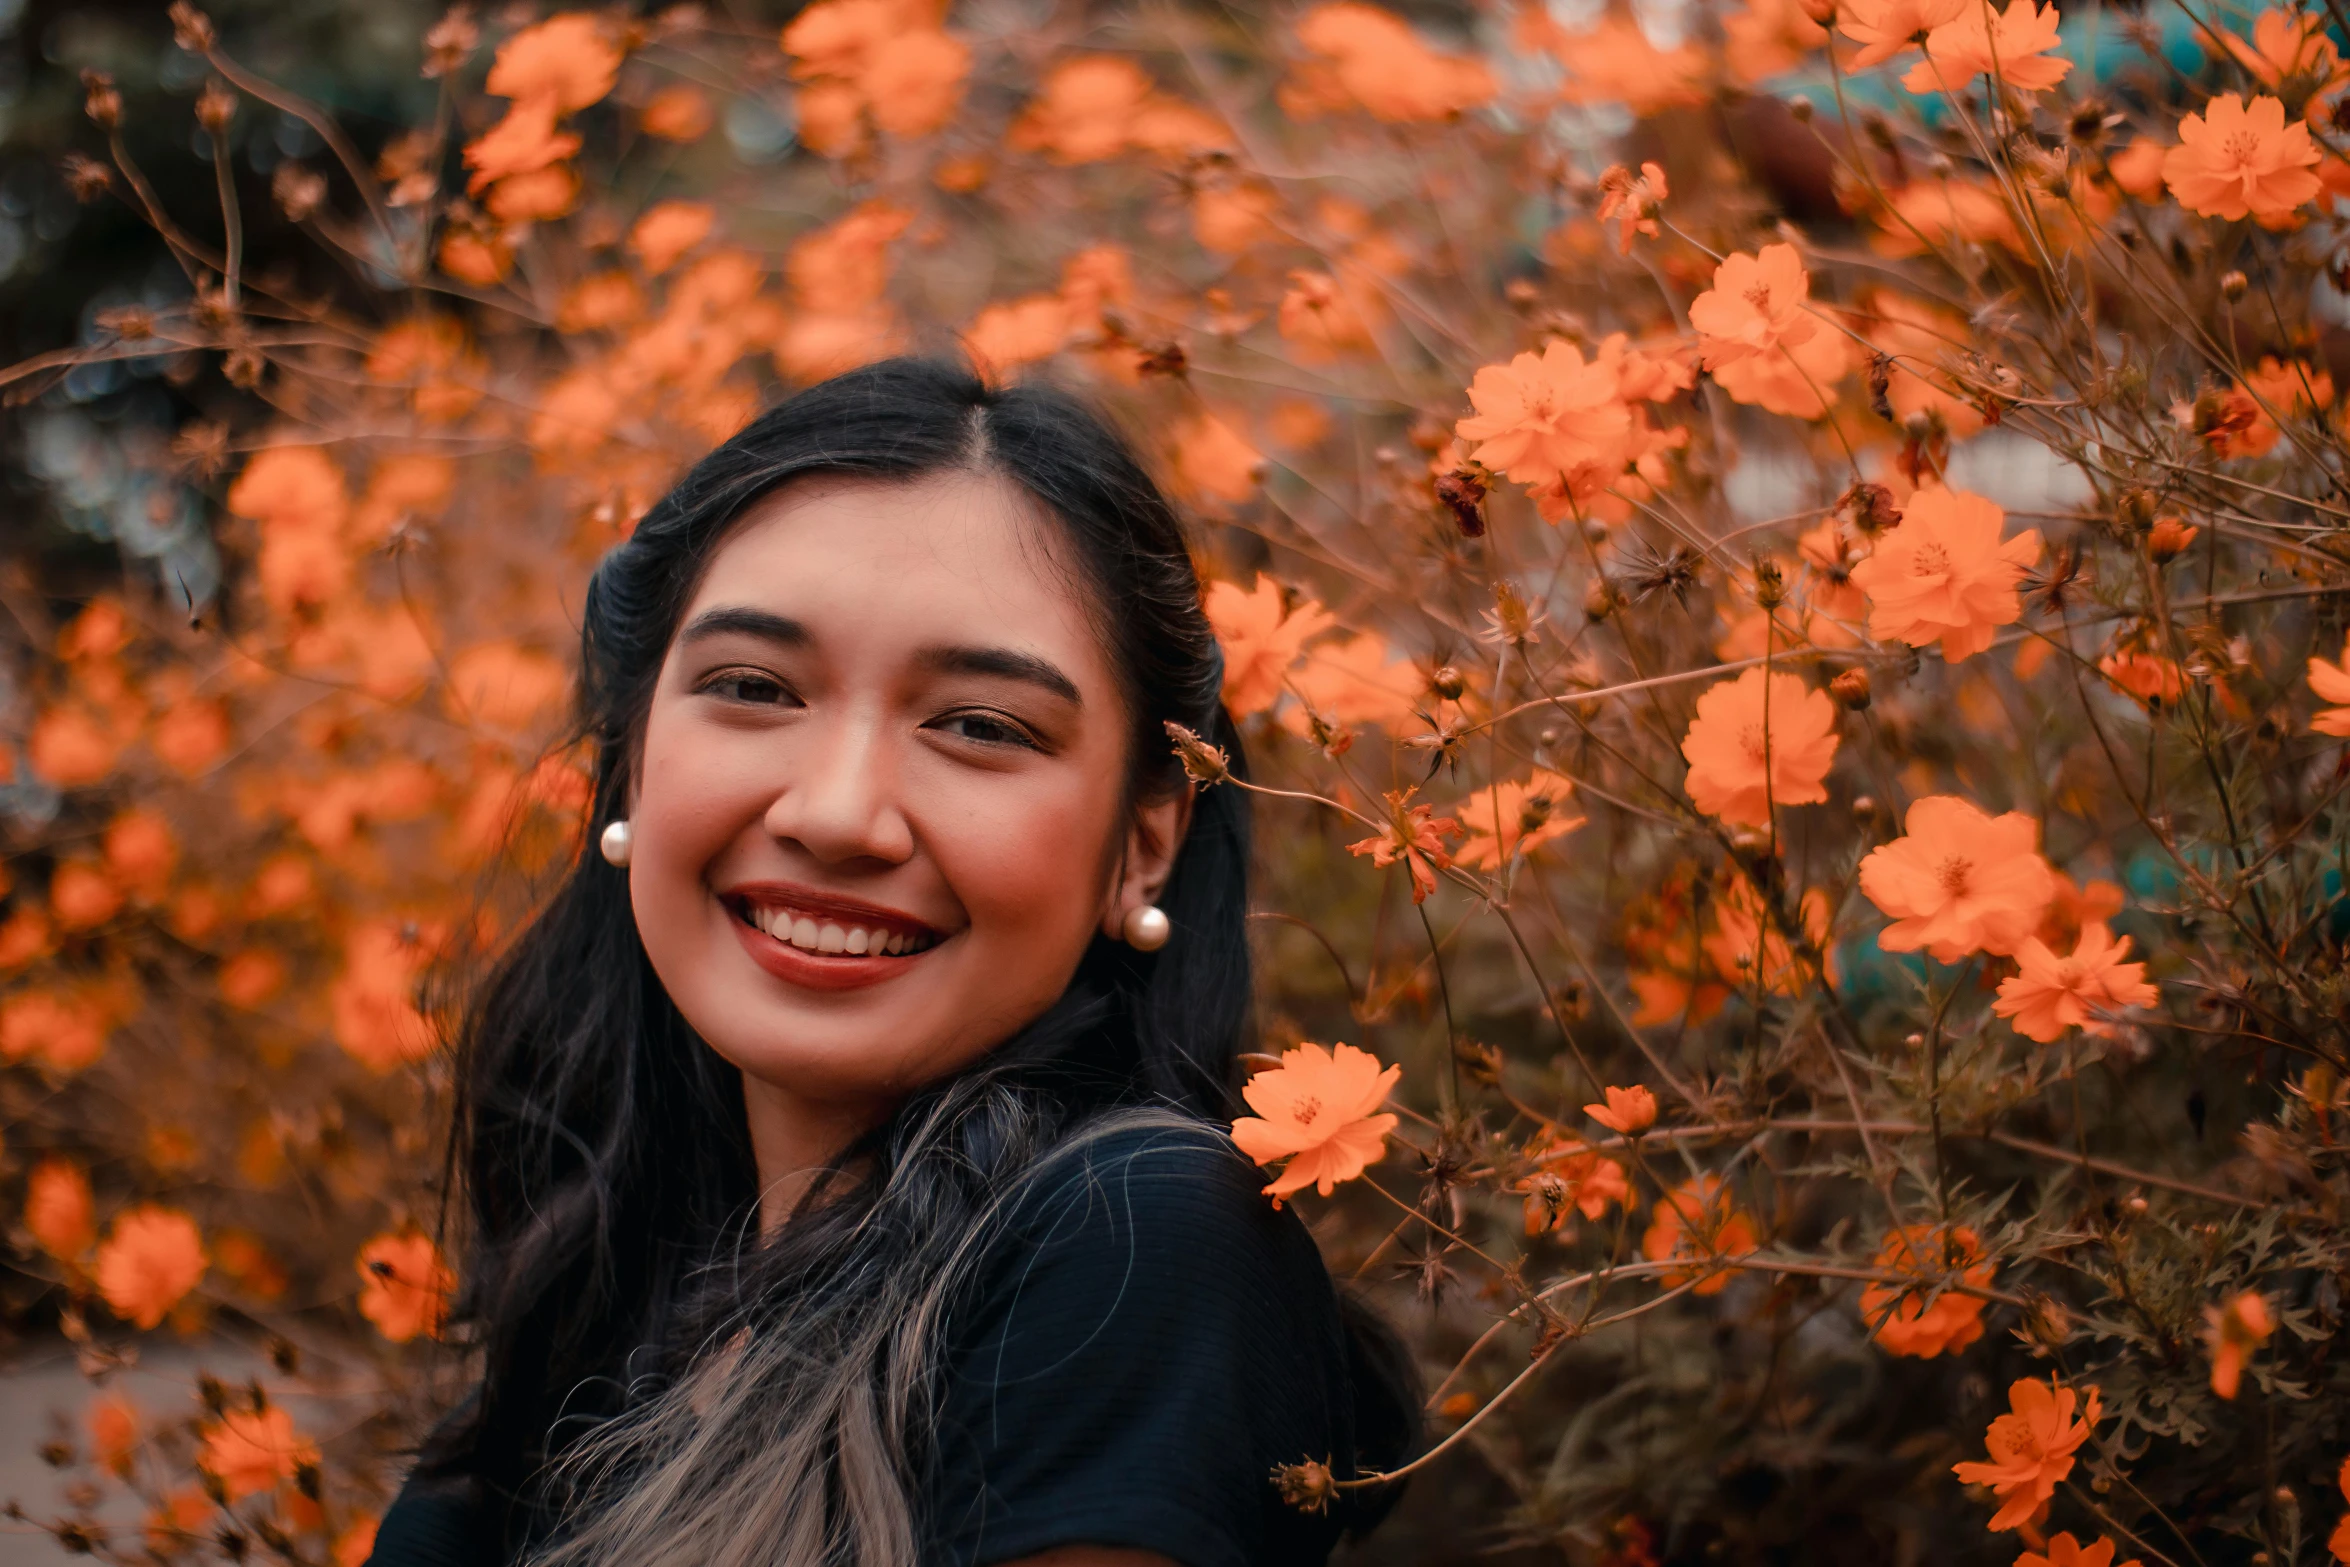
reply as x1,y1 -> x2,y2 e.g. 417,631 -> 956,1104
367,1122 -> 1390,1567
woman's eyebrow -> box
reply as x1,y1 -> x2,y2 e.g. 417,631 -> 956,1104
918,644 -> 1083,705
677,607 -> 809,647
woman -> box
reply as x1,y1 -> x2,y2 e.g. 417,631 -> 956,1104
367,357 -> 1421,1567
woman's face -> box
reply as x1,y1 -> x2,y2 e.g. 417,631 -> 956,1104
628,470 -> 1187,1136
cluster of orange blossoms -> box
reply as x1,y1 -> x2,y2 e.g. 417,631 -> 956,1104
19,0 -> 2350,1552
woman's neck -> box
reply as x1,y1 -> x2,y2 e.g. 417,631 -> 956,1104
740,1073 -> 888,1234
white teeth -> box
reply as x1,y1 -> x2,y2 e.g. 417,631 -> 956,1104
746,904 -> 932,957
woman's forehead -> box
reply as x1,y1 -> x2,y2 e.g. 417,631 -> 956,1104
680,471 -> 1109,668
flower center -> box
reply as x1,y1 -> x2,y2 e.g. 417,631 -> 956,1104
1937,855 -> 1973,896
1292,1094 -> 1324,1126
2222,130 -> 2264,164
1911,542 -> 1952,576
1743,283 -> 1774,312
1739,721 -> 1770,763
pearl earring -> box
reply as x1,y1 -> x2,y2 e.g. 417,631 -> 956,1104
599,820 -> 633,867
1122,904 -> 1171,951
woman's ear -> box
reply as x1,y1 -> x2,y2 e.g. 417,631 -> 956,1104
1100,785 -> 1195,941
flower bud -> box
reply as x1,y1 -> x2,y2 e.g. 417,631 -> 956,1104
169,1 -> 217,51
1584,577 -> 1621,622
82,70 -> 121,130
1789,95 -> 1815,122
1273,1458 -> 1338,1514
1830,668 -> 1872,710
2221,270 -> 2248,301
1852,794 -> 1879,826
196,79 -> 236,133
2115,486 -> 2157,535
1435,469 -> 1486,538
2147,515 -> 2199,563
1163,721 -> 1230,786
1430,665 -> 1467,701
1752,558 -> 1786,610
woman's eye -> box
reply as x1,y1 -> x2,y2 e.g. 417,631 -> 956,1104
931,710 -> 1038,749
705,672 -> 794,706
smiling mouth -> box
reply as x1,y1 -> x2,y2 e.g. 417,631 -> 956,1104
724,897 -> 942,958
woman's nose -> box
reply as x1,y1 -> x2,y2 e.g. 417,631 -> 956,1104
760,709 -> 915,866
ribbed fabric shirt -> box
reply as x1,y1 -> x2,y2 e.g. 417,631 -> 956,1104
366,1122 -> 1382,1567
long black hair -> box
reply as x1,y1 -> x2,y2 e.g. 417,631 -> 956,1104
431,358 -> 1419,1561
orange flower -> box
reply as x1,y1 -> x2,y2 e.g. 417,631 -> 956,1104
1679,667 -> 1840,827
2017,1534 -> 2143,1567
447,641 -> 568,730
330,922 -> 437,1072
1901,0 -> 2070,94
484,13 -> 620,111
1451,770 -> 1585,869
105,809 -> 177,902
95,1206 -> 207,1330
1,987 -> 111,1073
1704,875 -> 1837,995
1595,162 -> 1669,253
1847,485 -> 2040,661
1170,413 -> 1265,504
1994,922 -> 2158,1041
357,1230 -> 456,1343
1454,340 -> 1633,494
1952,1379 -> 2101,1530
1836,0 -> 1969,66
1859,795 -> 2057,961
2097,649 -> 2189,706
1204,576 -> 1334,717
51,861 -> 123,930
1585,1084 -> 1658,1135
88,1394 -> 140,1477
1278,269 -> 1380,362
2309,631 -> 2350,734
1515,1133 -> 1631,1234
1538,16 -> 1710,113
2163,93 -> 2321,225
463,95 -> 580,192
1690,244 -> 1819,365
26,1157 -> 96,1262
1641,1175 -> 1761,1294
2223,7 -> 2350,94
1283,3 -> 1496,123
1859,1224 -> 1995,1358
1690,244 -> 1852,417
2204,1290 -> 2274,1399
2146,516 -> 2201,562
30,705 -> 120,787
1348,789 -> 1460,904
639,82 -> 714,141
963,294 -> 1070,374
199,1406 -> 315,1503
1723,0 -> 1831,81
1021,56 -> 1156,161
227,445 -> 347,538
630,201 -> 715,276
1229,1041 -> 1402,1202
2108,138 -> 2169,197
438,224 -> 513,286
1283,634 -> 1425,735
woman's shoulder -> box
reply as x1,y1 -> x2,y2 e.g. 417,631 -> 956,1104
989,1111 -> 1332,1292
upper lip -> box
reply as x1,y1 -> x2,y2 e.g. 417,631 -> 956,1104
718,880 -> 946,939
